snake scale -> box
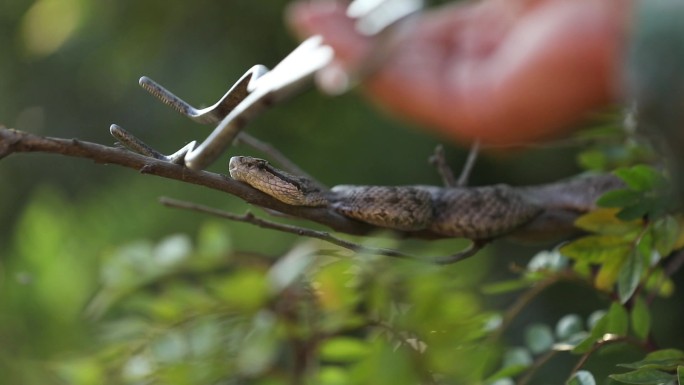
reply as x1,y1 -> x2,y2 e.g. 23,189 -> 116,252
229,156 -> 624,241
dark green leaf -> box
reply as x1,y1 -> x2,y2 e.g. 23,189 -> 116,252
677,365 -> 683,385
653,216 -> 680,256
606,302 -> 629,336
618,249 -> 643,303
567,370 -> 596,385
609,368 -> 674,384
598,189 -> 642,208
646,349 -> 684,361
617,201 -> 655,221
631,297 -> 651,340
614,165 -> 667,192
619,358 -> 684,371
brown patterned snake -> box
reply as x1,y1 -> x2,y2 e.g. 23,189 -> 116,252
229,156 -> 623,241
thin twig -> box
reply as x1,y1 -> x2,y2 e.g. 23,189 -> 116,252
516,350 -> 559,385
488,271 -> 581,342
159,196 -> 411,259
159,196 -> 483,265
456,140 -> 480,187
429,145 -> 457,187
566,336 -> 649,383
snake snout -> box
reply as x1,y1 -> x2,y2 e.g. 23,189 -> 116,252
228,156 -> 244,178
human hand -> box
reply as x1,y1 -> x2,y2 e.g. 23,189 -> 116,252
287,0 -> 631,145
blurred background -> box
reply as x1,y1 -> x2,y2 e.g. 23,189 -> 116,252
2,0 -> 681,384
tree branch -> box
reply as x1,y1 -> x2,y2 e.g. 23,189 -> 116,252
0,126 -> 369,235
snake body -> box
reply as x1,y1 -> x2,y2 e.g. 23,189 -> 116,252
229,156 -> 544,239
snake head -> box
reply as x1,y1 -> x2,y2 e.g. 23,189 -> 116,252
229,156 -> 328,207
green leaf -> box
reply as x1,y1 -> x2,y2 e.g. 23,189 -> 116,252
578,149 -> 608,171
320,338 -> 370,363
617,199 -> 659,221
645,349 -> 684,361
598,189 -> 642,208
631,297 -> 651,340
525,324 -> 554,354
618,249 -> 643,303
609,368 -> 674,384
653,216 -> 680,256
561,235 -> 631,264
605,302 -> 629,336
614,165 -> 667,192
573,311 -> 609,354
677,365 -> 684,385
619,358 -> 684,371
567,370 -> 596,385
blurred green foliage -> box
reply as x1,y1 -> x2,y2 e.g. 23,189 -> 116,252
3,1 -> 684,384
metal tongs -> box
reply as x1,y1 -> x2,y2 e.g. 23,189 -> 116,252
111,0 -> 423,170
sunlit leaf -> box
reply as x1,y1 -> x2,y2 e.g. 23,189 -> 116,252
316,366 -> 350,385
267,243 -> 316,293
236,311 -> 279,376
631,297 -> 651,341
20,0 -> 85,57
320,338 -> 370,363
556,314 -> 584,341
567,370 -> 596,385
575,208 -> 642,236
153,234 -> 192,267
527,250 -> 568,272
561,235 -> 631,264
502,347 -> 533,367
151,329 -> 188,364
595,249 -> 629,291
208,269 -> 269,311
578,149 -> 608,171
350,340 -> 420,385
587,310 -> 607,330
644,268 -> 675,297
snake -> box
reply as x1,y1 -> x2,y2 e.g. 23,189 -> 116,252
227,156 -> 621,241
